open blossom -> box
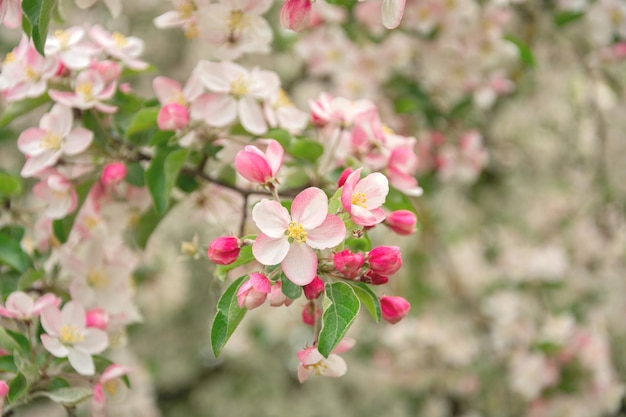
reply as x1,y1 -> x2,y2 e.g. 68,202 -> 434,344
252,187 -> 346,285
89,25 -> 147,70
234,139 -> 284,185
297,338 -> 355,382
0,292 -> 61,320
49,69 -> 117,113
341,168 -> 389,227
91,364 -> 129,417
153,75 -> 202,133
193,61 -> 280,135
0,36 -> 59,102
41,301 -> 109,375
17,104 -> 93,177
44,27 -> 97,70
33,173 -> 78,219
200,0 -> 273,60
264,89 -> 309,134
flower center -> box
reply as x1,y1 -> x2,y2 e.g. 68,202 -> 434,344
25,65 -> 39,81
351,192 -> 367,209
184,22 -> 199,39
230,75 -> 249,98
3,52 -> 15,65
112,32 -> 128,48
287,222 -> 307,243
59,324 -> 85,345
76,82 -> 94,101
178,1 -> 197,19
274,89 -> 293,108
41,132 -> 62,151
228,10 -> 248,32
54,30 -> 72,49
103,379 -> 120,396
308,360 -> 328,376
88,267 -> 111,289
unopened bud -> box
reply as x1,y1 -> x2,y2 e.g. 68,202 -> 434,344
208,236 -> 241,265
380,296 -> 410,324
237,273 -> 271,310
303,276 -> 324,300
333,250 -> 365,279
368,246 -> 402,276
385,210 -> 417,235
101,162 -> 127,186
86,308 -> 109,330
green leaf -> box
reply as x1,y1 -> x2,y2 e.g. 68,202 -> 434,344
51,179 -> 95,244
149,130 -> 174,146
33,387 -> 93,405
126,107 -> 159,137
504,34 -> 537,68
318,282 -> 360,358
22,0 -> 58,56
0,171 -> 23,198
264,128 -> 292,149
214,245 -> 255,282
289,139 -> 324,163
6,330 -> 31,354
145,147 -> 189,214
210,275 -> 248,357
0,326 -> 20,351
0,94 -> 50,127
176,172 -> 200,193
125,162 -> 145,187
47,377 -> 70,391
0,354 -> 17,373
554,11 -> 584,27
8,372 -> 28,404
0,232 -> 30,273
384,186 -> 417,213
346,281 -> 381,322
18,269 -> 45,291
280,273 -> 302,300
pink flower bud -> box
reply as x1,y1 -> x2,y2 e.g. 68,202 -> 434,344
234,140 -> 284,185
302,301 -> 316,326
158,103 -> 189,131
361,270 -> 389,285
333,250 -> 365,279
86,308 -> 109,330
380,296 -> 410,324
208,236 -> 241,265
337,167 -> 353,187
91,60 -> 121,84
280,0 -> 312,32
268,281 -> 293,307
101,162 -> 127,186
304,276 -> 325,300
237,273 -> 271,310
385,210 -> 417,235
368,246 -> 402,276
0,380 -> 8,397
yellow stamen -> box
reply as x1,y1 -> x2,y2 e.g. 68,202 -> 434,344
287,221 -> 307,243
25,65 -> 39,81
112,32 -> 128,48
76,83 -> 94,101
351,192 -> 367,209
274,89 -> 293,108
103,379 -> 120,396
307,360 -> 328,376
84,215 -> 100,230
41,132 -> 62,151
178,1 -> 197,19
3,52 -> 15,65
184,22 -> 199,39
54,30 -> 72,48
230,75 -> 249,97
228,10 -> 248,32
181,241 -> 198,257
88,267 -> 111,289
59,324 -> 85,345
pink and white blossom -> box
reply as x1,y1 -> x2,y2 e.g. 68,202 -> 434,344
91,364 -> 129,417
341,168 -> 389,227
49,69 -> 117,113
0,292 -> 61,320
33,173 -> 78,219
44,27 -> 97,70
252,187 -> 346,285
297,338 -> 355,382
234,139 -> 284,185
40,301 -> 109,375
88,25 -> 147,70
193,61 -> 280,135
0,0 -> 21,29
18,104 -> 93,177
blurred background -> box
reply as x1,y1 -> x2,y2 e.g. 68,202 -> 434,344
2,0 -> 626,416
